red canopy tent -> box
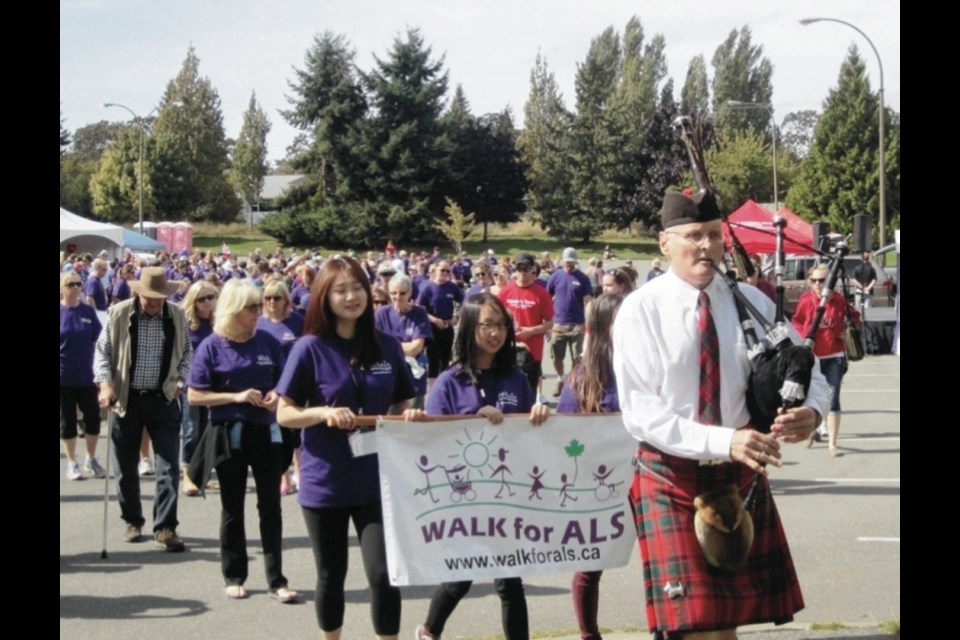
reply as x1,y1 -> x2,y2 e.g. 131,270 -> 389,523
723,200 -> 816,256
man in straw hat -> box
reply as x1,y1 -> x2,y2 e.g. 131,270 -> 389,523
94,267 -> 192,551
612,190 -> 829,639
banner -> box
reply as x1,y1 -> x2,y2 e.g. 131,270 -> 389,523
378,415 -> 637,586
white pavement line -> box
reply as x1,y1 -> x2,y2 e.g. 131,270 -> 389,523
814,478 -> 900,483
845,373 -> 902,377
845,437 -> 900,442
842,388 -> 901,392
857,537 -> 900,542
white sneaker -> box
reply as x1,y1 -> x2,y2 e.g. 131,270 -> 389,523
138,456 -> 155,477
84,456 -> 107,479
66,461 -> 83,481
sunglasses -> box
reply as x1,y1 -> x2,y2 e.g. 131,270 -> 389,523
65,281 -> 83,288
809,278 -> 826,284
197,294 -> 216,303
373,299 -> 389,306
244,303 -> 263,313
439,268 -> 451,274
264,295 -> 284,302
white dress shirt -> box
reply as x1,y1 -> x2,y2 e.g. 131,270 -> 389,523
613,268 -> 830,460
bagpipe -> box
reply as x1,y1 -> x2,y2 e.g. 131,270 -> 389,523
673,116 -> 847,434
673,116 -> 849,573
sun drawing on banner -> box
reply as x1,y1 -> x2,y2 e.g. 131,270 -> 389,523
449,427 -> 499,478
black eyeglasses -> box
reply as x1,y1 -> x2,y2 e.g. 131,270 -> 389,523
264,295 -> 284,302
809,278 -> 826,284
65,281 -> 83,288
197,294 -> 216,303
244,303 -> 263,313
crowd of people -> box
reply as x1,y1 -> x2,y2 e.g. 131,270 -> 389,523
62,189 -> 848,639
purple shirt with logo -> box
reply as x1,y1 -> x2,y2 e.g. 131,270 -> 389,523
60,303 -> 102,386
416,280 -> 464,320
188,332 -> 284,425
547,268 -> 592,325
426,366 -> 535,416
276,333 -> 416,508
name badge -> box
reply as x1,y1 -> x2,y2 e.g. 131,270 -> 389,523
348,428 -> 378,458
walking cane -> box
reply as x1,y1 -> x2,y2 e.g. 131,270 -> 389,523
100,413 -> 112,559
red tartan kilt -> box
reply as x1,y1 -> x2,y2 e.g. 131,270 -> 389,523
628,444 -> 804,633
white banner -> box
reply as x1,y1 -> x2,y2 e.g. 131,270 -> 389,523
378,415 -> 637,586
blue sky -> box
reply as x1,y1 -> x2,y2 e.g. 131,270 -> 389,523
60,0 -> 900,165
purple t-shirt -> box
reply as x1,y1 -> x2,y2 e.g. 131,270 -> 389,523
417,281 -> 464,320
112,279 -> 131,303
83,277 -> 108,311
60,303 -> 102,386
257,312 -> 304,360
276,332 -> 416,508
188,318 -> 214,353
375,304 -> 433,396
547,268 -> 592,325
464,283 -> 487,300
188,331 -> 284,425
556,367 -> 620,413
426,366 -> 535,416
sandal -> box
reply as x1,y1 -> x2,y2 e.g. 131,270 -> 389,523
269,586 -> 299,604
225,585 -> 248,600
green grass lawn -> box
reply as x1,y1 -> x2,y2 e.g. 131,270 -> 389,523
191,222 -> 660,260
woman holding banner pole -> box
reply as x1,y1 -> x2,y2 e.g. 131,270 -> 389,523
556,293 -> 624,640
415,292 -> 549,640
276,256 -> 417,640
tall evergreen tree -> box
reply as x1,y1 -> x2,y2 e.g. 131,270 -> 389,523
89,127 -> 157,222
232,92 -> 271,225
152,47 -> 239,222
518,53 -> 574,239
60,112 -> 71,155
442,88 -> 527,241
630,80 -> 688,229
565,27 -> 623,242
681,54 -> 710,118
711,27 -> 773,136
786,47 -> 898,233
359,29 -> 449,245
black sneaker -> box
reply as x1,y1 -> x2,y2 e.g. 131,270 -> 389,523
154,528 -> 185,552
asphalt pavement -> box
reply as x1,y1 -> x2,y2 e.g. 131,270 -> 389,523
60,339 -> 899,639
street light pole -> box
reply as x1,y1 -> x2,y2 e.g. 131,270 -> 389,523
727,100 -> 779,211
800,17 -> 886,246
102,102 -> 161,235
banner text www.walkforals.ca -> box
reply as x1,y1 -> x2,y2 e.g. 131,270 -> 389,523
378,415 -> 637,586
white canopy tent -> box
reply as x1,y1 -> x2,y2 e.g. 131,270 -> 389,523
60,208 -> 124,256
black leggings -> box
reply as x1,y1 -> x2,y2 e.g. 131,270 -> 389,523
301,501 -> 400,635
425,577 -> 528,639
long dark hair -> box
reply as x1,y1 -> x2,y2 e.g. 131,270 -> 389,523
570,293 -> 624,413
452,293 -> 517,385
304,256 -> 382,367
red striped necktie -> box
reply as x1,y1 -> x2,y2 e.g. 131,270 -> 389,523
697,291 -> 721,425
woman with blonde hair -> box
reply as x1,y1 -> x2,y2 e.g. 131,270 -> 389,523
180,281 -> 219,495
188,279 -> 298,602
60,272 -> 104,480
791,263 -> 860,457
257,279 -> 305,496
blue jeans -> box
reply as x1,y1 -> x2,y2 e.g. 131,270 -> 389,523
110,392 -> 180,532
819,355 -> 845,413
180,390 -> 208,465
